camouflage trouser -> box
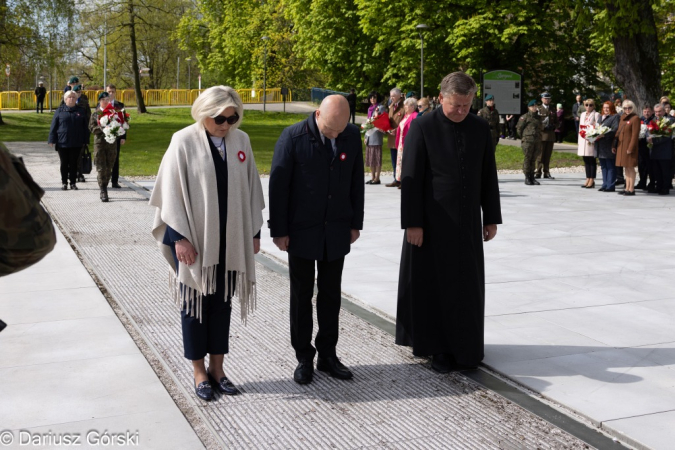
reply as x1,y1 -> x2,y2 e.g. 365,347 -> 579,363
95,142 -> 118,188
522,140 -> 542,174
491,130 -> 500,148
536,140 -> 555,175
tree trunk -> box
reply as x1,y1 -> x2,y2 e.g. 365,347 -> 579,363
610,2 -> 661,108
127,0 -> 147,113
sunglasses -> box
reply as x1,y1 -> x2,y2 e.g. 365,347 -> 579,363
213,112 -> 239,125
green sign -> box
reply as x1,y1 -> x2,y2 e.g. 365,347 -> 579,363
484,70 -> 520,81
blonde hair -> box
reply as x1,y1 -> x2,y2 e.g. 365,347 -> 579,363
63,91 -> 77,100
191,86 -> 244,130
404,97 -> 417,109
622,100 -> 636,112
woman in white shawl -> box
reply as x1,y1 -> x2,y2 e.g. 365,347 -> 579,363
150,86 -> 265,401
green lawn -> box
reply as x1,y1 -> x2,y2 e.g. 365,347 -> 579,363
0,108 -> 582,176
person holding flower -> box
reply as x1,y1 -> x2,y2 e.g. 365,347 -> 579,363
596,101 -> 620,192
578,99 -> 600,188
364,105 -> 386,184
646,103 -> 673,195
89,92 -> 122,202
613,100 -> 640,196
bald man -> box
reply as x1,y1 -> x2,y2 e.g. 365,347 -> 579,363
269,95 -> 365,384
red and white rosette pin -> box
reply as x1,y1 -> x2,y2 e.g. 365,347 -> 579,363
339,152 -> 347,161
237,151 -> 246,162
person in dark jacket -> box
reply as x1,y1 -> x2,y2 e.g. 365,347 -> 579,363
34,82 -> 47,113
269,95 -> 365,385
48,90 -> 89,190
346,89 -> 357,124
647,103 -> 673,195
596,101 -> 620,192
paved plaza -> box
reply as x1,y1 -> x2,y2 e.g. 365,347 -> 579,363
1,140 -> 674,449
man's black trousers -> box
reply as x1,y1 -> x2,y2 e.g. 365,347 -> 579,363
288,252 -> 345,362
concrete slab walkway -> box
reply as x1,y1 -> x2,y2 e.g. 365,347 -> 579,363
0,228 -> 203,449
0,142 -> 605,449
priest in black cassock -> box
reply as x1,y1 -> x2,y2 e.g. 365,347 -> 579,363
395,72 -> 502,374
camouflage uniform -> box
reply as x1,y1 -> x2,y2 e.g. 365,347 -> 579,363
535,103 -> 559,177
0,143 -> 57,277
517,111 -> 543,181
89,109 -> 118,190
477,105 -> 500,148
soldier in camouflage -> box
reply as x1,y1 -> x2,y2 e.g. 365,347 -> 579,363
517,100 -> 544,185
89,92 -> 118,202
477,94 -> 500,148
0,142 -> 57,277
535,92 -> 559,179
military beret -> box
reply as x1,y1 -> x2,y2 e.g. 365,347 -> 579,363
72,84 -> 82,92
69,76 -> 79,84
98,92 -> 109,100
540,92 -> 551,99
528,100 -> 538,107
485,94 -> 494,100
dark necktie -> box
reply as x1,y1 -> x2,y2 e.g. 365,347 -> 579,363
324,136 -> 334,158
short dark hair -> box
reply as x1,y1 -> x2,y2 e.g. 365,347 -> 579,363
106,84 -> 117,91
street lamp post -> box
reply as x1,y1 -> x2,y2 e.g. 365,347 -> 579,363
177,56 -> 180,89
416,24 -> 429,98
186,57 -> 192,90
262,36 -> 269,113
104,9 -> 107,88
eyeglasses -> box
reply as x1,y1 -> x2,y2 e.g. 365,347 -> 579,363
585,103 -> 594,107
213,113 -> 239,125
623,107 -> 633,111
417,105 -> 424,108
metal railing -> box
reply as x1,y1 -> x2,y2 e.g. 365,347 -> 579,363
1,88 -> 293,110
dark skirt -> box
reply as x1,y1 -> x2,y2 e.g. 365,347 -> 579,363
365,145 -> 382,168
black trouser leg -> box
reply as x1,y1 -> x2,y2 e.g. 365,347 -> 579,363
181,295 -> 232,361
637,144 -> 650,186
111,141 -> 121,185
314,256 -> 345,359
58,147 -> 79,184
583,156 -> 597,179
289,254 -> 319,362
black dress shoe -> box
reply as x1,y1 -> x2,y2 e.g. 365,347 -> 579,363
70,183 -> 78,190
317,356 -> 353,380
544,173 -> 555,179
61,184 -> 68,190
431,354 -> 452,374
371,180 -> 381,185
365,180 -> 374,184
111,183 -> 122,189
598,187 -> 606,191
604,187 -> 615,192
624,190 -> 636,196
207,371 -> 240,395
586,182 -> 595,189
194,379 -> 213,401
293,360 -> 314,384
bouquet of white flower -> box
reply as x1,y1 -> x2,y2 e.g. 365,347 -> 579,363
98,105 -> 130,144
584,124 -> 611,143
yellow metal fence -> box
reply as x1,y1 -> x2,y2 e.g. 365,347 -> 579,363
0,88 -> 292,110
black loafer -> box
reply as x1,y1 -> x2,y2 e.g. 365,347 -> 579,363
365,180 -> 374,185
317,356 -> 353,380
598,187 -> 606,191
431,354 -> 452,373
207,371 -> 240,396
194,379 -> 213,401
294,360 -> 314,384
371,180 -> 381,185
604,188 -> 615,192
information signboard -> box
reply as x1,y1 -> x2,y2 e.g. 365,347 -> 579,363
482,70 -> 522,114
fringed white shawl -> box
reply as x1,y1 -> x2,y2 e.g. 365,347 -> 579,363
149,123 -> 265,323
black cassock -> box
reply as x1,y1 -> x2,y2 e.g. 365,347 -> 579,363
396,107 -> 502,365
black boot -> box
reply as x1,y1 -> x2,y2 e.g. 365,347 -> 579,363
531,172 -> 540,185
100,188 -> 109,202
525,174 -> 534,185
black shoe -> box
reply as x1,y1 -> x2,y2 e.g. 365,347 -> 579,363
598,187 -> 606,191
111,183 -> 122,189
543,173 -> 555,179
317,356 -> 353,380
624,190 -> 635,196
293,360 -> 314,384
100,188 -> 109,202
207,371 -> 240,395
371,180 -> 381,185
532,177 -> 540,185
62,184 -> 68,191
194,379 -> 213,401
617,190 -> 625,195
524,176 -> 534,186
431,354 -> 452,374
658,191 -> 670,195
604,187 -> 615,192
586,182 -> 595,189
77,175 -> 85,183
70,183 -> 78,190
534,173 -> 542,179
365,180 -> 374,184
